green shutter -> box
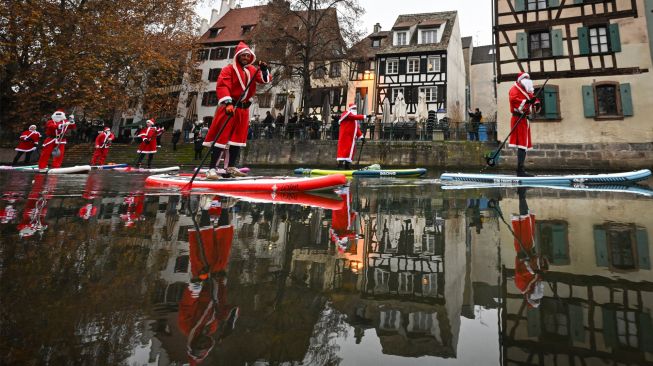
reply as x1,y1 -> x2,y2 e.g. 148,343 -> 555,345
619,83 -> 633,117
551,29 -> 564,56
548,0 -> 560,7
517,32 -> 529,59
609,23 -> 621,52
574,0 -> 584,4
594,226 -> 608,266
515,0 -> 525,11
578,27 -> 589,55
551,223 -> 568,263
639,312 -> 653,352
379,59 -> 385,75
582,85 -> 596,118
527,308 -> 541,337
568,304 -> 586,342
636,228 -> 650,269
602,307 -> 616,348
543,86 -> 559,120
398,59 -> 406,74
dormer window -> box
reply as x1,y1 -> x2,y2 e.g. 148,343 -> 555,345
420,29 -> 438,44
242,25 -> 254,35
394,31 -> 408,46
208,28 -> 222,38
372,39 -> 381,48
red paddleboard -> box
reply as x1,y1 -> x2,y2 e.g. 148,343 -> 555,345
145,173 -> 346,192
216,191 -> 345,210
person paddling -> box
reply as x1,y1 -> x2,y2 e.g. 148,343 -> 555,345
336,103 -> 365,170
38,110 -> 76,170
508,72 -> 541,177
13,125 -> 41,166
90,127 -> 115,166
136,119 -> 158,168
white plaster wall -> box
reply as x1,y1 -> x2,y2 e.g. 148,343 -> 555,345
446,15 -> 467,121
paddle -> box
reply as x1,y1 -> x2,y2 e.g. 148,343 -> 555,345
356,137 -> 366,168
483,78 -> 550,169
182,66 -> 261,192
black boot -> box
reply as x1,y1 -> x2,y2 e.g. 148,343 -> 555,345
516,149 -> 533,177
344,161 -> 352,170
337,161 -> 344,170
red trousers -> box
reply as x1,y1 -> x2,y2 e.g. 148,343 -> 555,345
90,149 -> 109,165
38,143 -> 65,169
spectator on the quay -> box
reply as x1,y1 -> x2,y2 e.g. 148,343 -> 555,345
200,123 -> 209,139
262,111 -> 274,139
183,120 -> 192,143
172,129 -> 181,151
330,115 -> 339,140
193,133 -> 203,160
467,108 -> 482,141
309,117 -> 321,140
274,113 -> 284,139
286,112 -> 298,139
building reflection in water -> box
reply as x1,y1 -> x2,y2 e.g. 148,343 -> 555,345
0,171 -> 651,365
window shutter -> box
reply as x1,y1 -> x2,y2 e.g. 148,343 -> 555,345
527,308 -> 541,337
640,312 -> 653,352
577,27 -> 589,55
515,0 -> 525,12
437,85 -> 446,102
548,0 -> 560,7
399,59 -> 406,74
609,23 -> 621,52
543,85 -> 559,119
582,85 -> 596,118
517,32 -> 529,59
620,83 -> 633,117
379,59 -> 386,76
593,226 -> 608,266
574,0 -> 584,4
420,58 -> 428,73
636,229 -> 650,269
551,29 -> 564,56
602,307 -> 617,347
551,223 -> 567,263
568,304 -> 586,342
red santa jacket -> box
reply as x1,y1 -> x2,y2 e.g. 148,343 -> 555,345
216,42 -> 271,105
121,194 -> 145,227
137,127 -> 157,153
95,131 -> 115,149
330,190 -> 357,250
15,130 -> 41,152
509,82 -> 539,116
78,204 -> 98,220
0,205 -> 17,224
511,213 -> 543,295
43,119 -> 75,147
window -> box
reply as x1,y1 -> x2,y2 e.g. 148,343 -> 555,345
241,25 -> 254,35
201,91 -> 218,106
209,47 -> 228,60
536,221 -> 569,264
314,63 -> 326,78
595,83 -> 619,117
196,49 -> 209,61
202,116 -> 213,126
258,93 -> 271,108
419,87 -> 437,102
173,255 -> 189,273
208,28 -> 221,38
420,29 -> 437,44
427,56 -> 441,72
529,31 -> 552,58
527,0 -> 547,10
374,268 -> 390,293
274,94 -> 287,109
589,26 -> 609,54
372,39 -> 381,48
398,272 -> 414,294
594,224 -> 650,270
395,31 -> 408,46
407,57 -> 420,73
421,274 -> 438,296
582,82 -> 632,119
391,87 -> 404,102
208,68 -> 222,81
329,61 -> 341,77
386,58 -> 399,74
616,310 -> 639,348
533,85 -> 561,120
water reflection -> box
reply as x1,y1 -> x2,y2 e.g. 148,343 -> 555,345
0,171 -> 651,365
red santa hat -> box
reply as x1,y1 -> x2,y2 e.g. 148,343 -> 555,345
29,125 -> 37,130
146,119 -> 155,126
104,126 -> 111,132
517,72 -> 530,82
348,103 -> 357,111
338,104 -> 358,123
51,109 -> 66,122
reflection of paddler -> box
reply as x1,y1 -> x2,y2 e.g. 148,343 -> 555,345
511,188 -> 549,308
178,195 -> 239,365
330,187 -> 357,253
78,173 -> 103,220
120,193 -> 145,227
16,175 -> 57,238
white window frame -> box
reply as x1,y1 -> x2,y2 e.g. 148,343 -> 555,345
372,39 -> 381,48
386,58 -> 399,74
419,87 -> 437,102
407,57 -> 420,73
589,26 -> 609,54
427,56 -> 441,73
420,29 -> 438,44
394,31 -> 408,46
391,87 -> 404,102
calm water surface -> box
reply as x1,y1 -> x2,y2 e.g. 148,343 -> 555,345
0,170 -> 652,366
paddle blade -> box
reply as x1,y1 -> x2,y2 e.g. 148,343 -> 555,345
484,151 -> 500,167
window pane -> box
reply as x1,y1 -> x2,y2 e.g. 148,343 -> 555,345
596,85 -> 619,116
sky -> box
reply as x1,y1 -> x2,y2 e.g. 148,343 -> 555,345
195,0 -> 493,46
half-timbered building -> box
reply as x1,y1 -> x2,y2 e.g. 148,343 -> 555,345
374,12 -> 467,121
494,0 -> 653,146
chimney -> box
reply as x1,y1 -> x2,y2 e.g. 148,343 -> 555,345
373,23 -> 381,33
210,8 -> 219,25
229,0 -> 236,9
199,18 -> 209,35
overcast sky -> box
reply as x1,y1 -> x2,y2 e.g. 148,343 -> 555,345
196,0 -> 493,46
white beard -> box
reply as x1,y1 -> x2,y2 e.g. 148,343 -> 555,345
521,79 -> 534,93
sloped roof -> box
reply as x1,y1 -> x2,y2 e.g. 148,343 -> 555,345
198,5 -> 266,45
471,45 -> 496,64
462,36 -> 473,49
349,31 -> 390,60
379,11 -> 458,55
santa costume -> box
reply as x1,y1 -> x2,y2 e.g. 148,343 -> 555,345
508,72 -> 541,176
78,174 -> 102,220
204,41 -> 271,180
136,119 -> 157,168
120,193 -> 145,227
336,103 -> 365,169
16,175 -> 57,238
90,127 -> 115,166
156,125 -> 165,147
38,110 -> 76,169
13,125 -> 41,166
330,188 -> 357,253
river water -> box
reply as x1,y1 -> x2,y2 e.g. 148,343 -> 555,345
0,170 -> 651,366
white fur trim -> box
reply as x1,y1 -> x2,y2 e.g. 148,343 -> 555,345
219,96 -> 233,104
339,110 -> 352,123
227,141 -> 246,147
15,147 -> 36,152
136,150 -> 157,154
202,141 -> 227,148
517,72 -> 530,82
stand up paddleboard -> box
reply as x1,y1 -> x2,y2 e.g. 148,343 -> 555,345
91,164 -> 129,170
295,167 -> 427,178
440,169 -> 651,185
112,166 -> 180,174
215,191 -> 344,209
146,173 -> 346,192
440,182 -> 653,197
0,165 -> 91,174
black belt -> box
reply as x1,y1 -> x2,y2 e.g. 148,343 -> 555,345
235,101 -> 252,109
512,112 -> 524,117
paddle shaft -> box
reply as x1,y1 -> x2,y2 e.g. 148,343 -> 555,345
356,135 -> 366,167
184,66 -> 261,189
484,78 -> 550,168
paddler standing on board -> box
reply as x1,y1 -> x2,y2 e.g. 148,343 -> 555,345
38,109 -> 76,170
336,103 -> 365,170
508,72 -> 541,177
12,124 -> 41,166
204,41 -> 271,180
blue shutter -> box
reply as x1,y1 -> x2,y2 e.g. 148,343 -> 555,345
515,0 -> 525,11
517,32 -> 529,59
620,83 -> 633,117
594,226 -> 608,267
551,29 -> 564,56
568,304 -> 586,342
577,27 -> 589,55
609,24 -> 621,52
574,0 -> 584,3
379,59 -> 385,76
636,228 -> 650,269
551,222 -> 568,263
582,86 -> 596,118
548,0 -> 560,7
543,85 -> 559,120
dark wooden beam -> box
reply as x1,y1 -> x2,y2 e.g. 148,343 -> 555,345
495,10 -> 636,31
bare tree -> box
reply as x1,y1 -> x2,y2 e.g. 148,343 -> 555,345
252,0 -> 364,112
